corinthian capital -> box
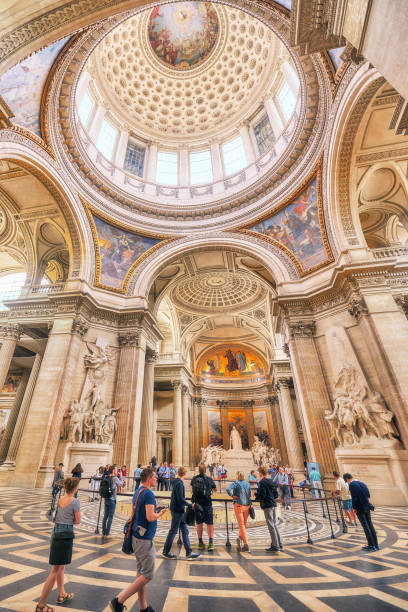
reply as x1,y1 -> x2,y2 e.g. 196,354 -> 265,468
71,316 -> 88,337
172,380 -> 182,390
347,293 -> 368,321
0,323 -> 22,341
145,347 -> 159,364
288,320 -> 316,338
119,331 -> 140,347
274,377 -> 292,391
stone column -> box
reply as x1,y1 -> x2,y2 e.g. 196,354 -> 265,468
114,331 -> 146,471
182,386 -> 190,466
88,104 -> 106,140
138,348 -> 158,465
114,127 -> 128,168
281,61 -> 300,96
288,321 -> 336,474
192,398 -> 200,461
266,395 -> 288,465
146,142 -> 158,181
13,317 -> 87,487
210,140 -> 223,181
1,353 -> 42,468
76,69 -> 91,106
0,323 -> 22,390
179,149 -> 189,186
0,368 -> 30,463
152,404 -> 158,460
275,377 -> 304,472
239,122 -> 255,165
172,381 -> 183,466
265,98 -> 284,139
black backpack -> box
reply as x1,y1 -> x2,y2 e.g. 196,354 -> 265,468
100,476 -> 113,499
192,475 -> 212,502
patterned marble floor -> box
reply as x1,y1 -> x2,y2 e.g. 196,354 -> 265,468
0,487 -> 408,612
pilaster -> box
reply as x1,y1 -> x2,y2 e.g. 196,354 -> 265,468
172,380 -> 183,466
138,347 -> 159,465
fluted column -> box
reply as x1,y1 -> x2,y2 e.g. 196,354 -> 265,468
113,331 -> 146,471
146,141 -> 158,181
0,324 -> 22,390
139,348 -> 159,465
0,368 -> 30,463
1,353 -> 42,468
114,127 -> 128,168
172,381 -> 183,466
275,377 -> 304,471
210,140 -> 223,181
182,386 -> 190,466
88,104 -> 106,140
239,122 -> 256,164
192,398 -> 200,462
265,98 -> 284,139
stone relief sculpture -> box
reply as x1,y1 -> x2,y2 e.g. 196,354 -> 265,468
201,444 -> 225,466
324,365 -> 398,446
251,435 -> 280,466
60,337 -> 118,445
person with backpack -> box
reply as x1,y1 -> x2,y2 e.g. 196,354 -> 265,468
255,466 -> 282,552
227,471 -> 252,552
162,466 -> 201,560
100,464 -> 125,537
109,467 -> 167,612
191,463 -> 217,551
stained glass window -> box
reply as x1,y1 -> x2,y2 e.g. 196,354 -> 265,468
124,141 -> 145,177
253,114 -> 275,155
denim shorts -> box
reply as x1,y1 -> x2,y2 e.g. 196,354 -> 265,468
196,504 -> 213,525
342,499 -> 352,511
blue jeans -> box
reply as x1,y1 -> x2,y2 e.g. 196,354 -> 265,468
163,511 -> 191,555
102,499 -> 116,535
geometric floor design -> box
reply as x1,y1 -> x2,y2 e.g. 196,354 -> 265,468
0,487 -> 407,611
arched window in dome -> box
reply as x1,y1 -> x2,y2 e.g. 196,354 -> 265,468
277,81 -> 296,122
222,135 -> 246,176
253,114 -> 275,155
78,90 -> 94,128
189,150 -> 213,185
156,151 -> 178,186
124,141 -> 146,177
0,272 -> 26,311
96,119 -> 118,161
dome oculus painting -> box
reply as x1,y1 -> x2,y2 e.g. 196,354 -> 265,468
148,2 -> 219,69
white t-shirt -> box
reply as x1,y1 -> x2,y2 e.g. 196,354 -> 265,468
336,477 -> 351,500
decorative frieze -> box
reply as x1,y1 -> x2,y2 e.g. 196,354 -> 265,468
0,323 -> 23,341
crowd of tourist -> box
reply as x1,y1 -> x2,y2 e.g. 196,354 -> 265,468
40,459 -> 378,612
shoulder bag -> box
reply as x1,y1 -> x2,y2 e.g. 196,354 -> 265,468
122,487 -> 147,554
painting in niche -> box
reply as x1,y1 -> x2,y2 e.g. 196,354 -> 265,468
93,215 -> 160,289
0,37 -> 70,137
250,178 -> 329,272
227,409 -> 249,450
207,409 -> 223,446
253,409 -> 270,445
199,345 -> 265,380
1,374 -> 21,393
328,47 -> 345,72
148,2 -> 219,69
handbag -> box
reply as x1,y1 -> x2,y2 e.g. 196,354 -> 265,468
184,505 -> 195,526
249,504 -> 255,520
122,488 -> 147,555
52,504 -> 75,540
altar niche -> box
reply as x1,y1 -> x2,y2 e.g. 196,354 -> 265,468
205,404 -> 272,450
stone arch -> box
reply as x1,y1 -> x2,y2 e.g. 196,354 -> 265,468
0,129 -> 95,283
126,232 -> 299,304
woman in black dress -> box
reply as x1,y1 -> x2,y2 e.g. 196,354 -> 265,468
35,477 -> 81,612
71,463 -> 83,498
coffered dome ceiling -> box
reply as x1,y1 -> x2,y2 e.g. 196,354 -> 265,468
88,2 -> 280,141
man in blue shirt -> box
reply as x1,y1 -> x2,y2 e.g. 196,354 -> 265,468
309,467 -> 323,499
275,467 -> 291,510
157,463 -> 165,491
134,464 -> 142,490
344,473 -> 379,551
109,467 -> 166,612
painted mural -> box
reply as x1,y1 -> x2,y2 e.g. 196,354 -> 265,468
227,409 -> 249,450
250,178 -> 329,272
0,37 -> 70,137
1,374 -> 21,393
207,409 -> 223,446
148,2 -> 219,69
328,47 -> 345,72
253,409 -> 270,444
93,215 -> 160,289
199,345 -> 265,382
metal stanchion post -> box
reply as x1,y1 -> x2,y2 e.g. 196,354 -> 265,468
325,498 -> 336,539
333,496 -> 340,523
225,501 -> 231,548
303,500 -> 313,544
94,496 -> 103,535
321,491 -> 327,518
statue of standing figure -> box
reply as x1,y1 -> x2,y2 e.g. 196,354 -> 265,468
68,401 -> 84,443
230,425 -> 242,450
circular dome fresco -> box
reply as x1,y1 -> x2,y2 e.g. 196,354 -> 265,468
148,2 -> 219,70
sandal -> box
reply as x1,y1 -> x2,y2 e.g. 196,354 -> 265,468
35,605 -> 54,612
56,593 -> 74,604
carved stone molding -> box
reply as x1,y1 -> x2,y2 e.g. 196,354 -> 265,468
288,320 -> 316,338
0,323 -> 23,341
274,377 -> 293,391
118,331 -> 140,347
394,294 -> 408,319
145,347 -> 159,364
347,293 -> 368,322
71,316 -> 89,337
172,380 -> 183,390
216,400 -> 229,408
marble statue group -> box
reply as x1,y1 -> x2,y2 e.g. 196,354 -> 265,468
201,425 -> 281,468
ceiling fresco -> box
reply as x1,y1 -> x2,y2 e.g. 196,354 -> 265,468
197,344 -> 266,384
148,2 -> 219,69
